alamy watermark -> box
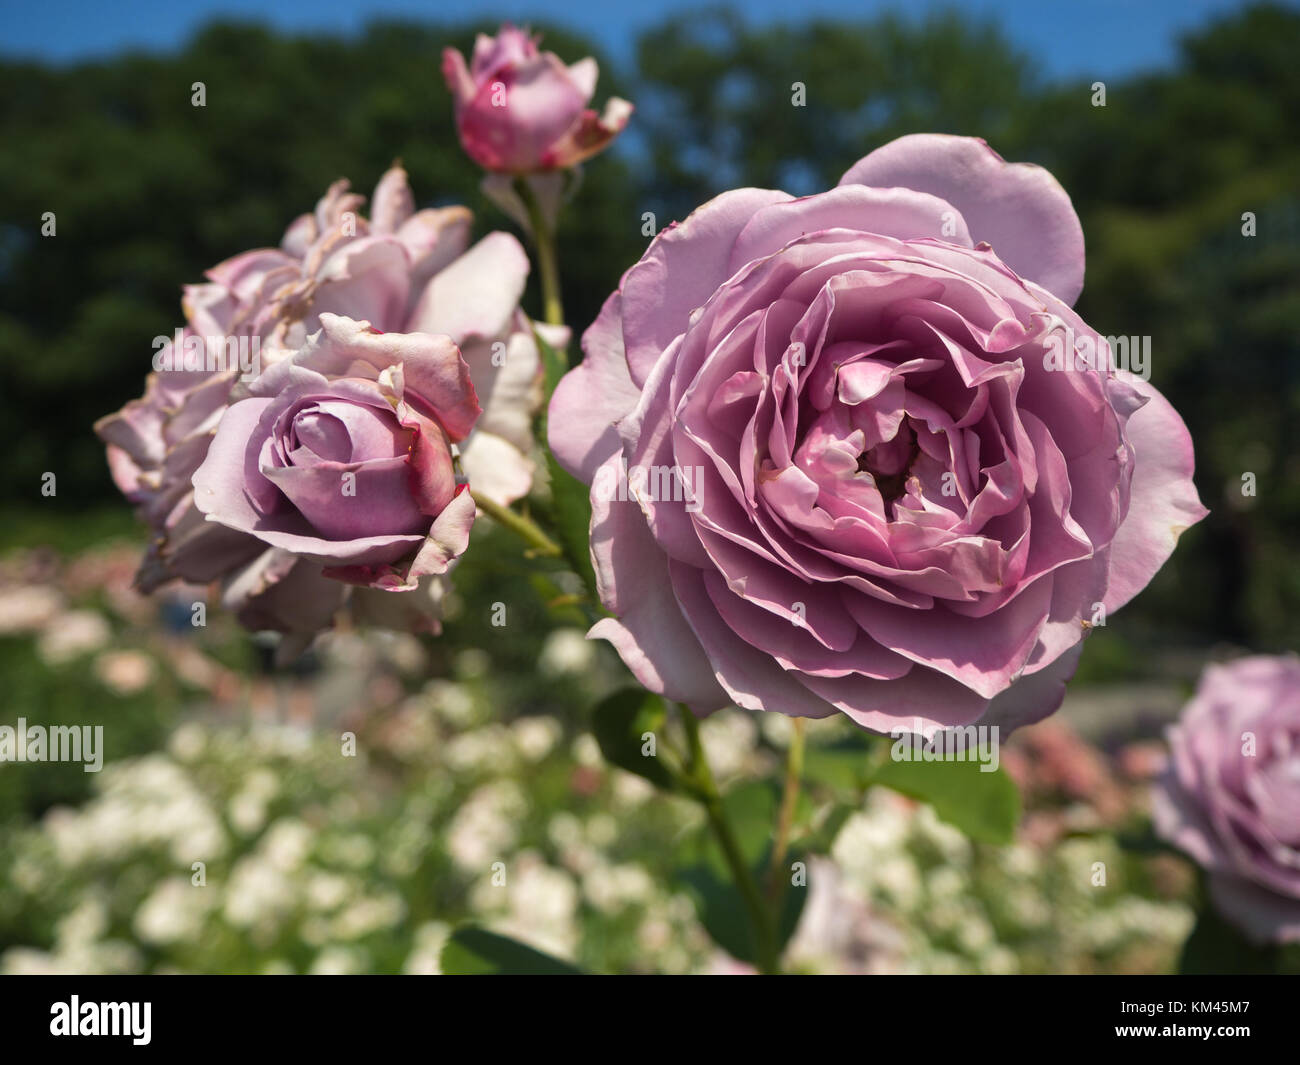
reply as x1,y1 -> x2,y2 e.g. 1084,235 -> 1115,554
1042,323 -> 1151,381
50,997 -> 151,1045
592,457 -> 705,513
153,329 -> 261,382
0,718 -> 104,772
889,720 -> 1001,772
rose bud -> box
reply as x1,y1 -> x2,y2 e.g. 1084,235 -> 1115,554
442,23 -> 633,173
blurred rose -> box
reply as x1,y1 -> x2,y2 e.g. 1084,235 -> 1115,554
94,650 -> 157,696
549,133 -> 1206,735
1153,655 -> 1300,944
0,584 -> 63,635
442,24 -> 632,173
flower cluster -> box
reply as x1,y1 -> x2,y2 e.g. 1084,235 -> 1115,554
81,18 -> 1261,973
97,164 -> 555,650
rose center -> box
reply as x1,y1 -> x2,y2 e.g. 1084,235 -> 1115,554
857,423 -> 920,505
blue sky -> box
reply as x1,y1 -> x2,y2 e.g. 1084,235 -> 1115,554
0,0 -> 1283,80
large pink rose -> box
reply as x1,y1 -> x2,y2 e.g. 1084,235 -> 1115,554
1153,655 -> 1300,944
98,166 -> 548,628
549,134 -> 1207,735
442,24 -> 632,173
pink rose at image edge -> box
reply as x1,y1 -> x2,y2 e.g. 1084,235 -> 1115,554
442,23 -> 633,173
1153,654 -> 1300,945
548,133 -> 1208,737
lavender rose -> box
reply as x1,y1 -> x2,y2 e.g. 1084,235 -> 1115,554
1153,655 -> 1300,944
95,330 -> 266,592
549,133 -> 1207,735
192,314 -> 478,604
442,24 -> 632,174
98,166 -> 551,639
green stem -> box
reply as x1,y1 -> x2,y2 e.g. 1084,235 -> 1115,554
679,707 -> 782,975
766,717 -> 806,904
470,489 -> 562,558
513,177 -> 565,328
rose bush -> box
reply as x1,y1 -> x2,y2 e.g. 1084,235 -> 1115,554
1153,655 -> 1300,944
442,24 -> 632,174
549,133 -> 1207,735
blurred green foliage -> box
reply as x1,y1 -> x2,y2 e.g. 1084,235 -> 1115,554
1,3 -> 1297,657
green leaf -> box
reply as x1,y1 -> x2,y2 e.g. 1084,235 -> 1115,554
674,782 -> 808,965
721,780 -> 780,864
802,733 -> 880,794
773,847 -> 810,952
535,324 -> 568,404
440,926 -> 584,975
591,688 -> 678,790
676,861 -> 760,963
870,754 -> 1020,845
545,447 -> 599,603
532,325 -> 599,602
677,855 -> 807,967
526,572 -> 589,626
797,802 -> 856,853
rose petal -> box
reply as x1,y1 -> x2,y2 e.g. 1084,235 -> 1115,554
1102,374 -> 1208,612
840,133 -> 1086,304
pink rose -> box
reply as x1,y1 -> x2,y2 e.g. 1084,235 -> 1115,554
442,24 -> 632,173
187,164 -> 544,505
95,331 -> 265,592
98,167 -> 549,631
191,314 -> 479,642
549,134 -> 1207,735
1153,655 -> 1300,944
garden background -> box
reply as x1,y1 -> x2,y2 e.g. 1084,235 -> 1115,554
0,1 -> 1297,973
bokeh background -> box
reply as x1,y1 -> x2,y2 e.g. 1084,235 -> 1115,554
0,0 -> 1297,974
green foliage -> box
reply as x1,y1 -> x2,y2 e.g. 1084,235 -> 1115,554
590,689 -> 678,791
872,755 -> 1021,846
802,730 -> 1020,844
542,453 -> 599,605
441,926 -> 584,975
0,636 -> 175,817
1177,905 -> 1285,975
673,781 -> 806,965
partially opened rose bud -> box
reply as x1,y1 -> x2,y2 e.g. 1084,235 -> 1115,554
192,314 -> 480,594
442,24 -> 633,174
